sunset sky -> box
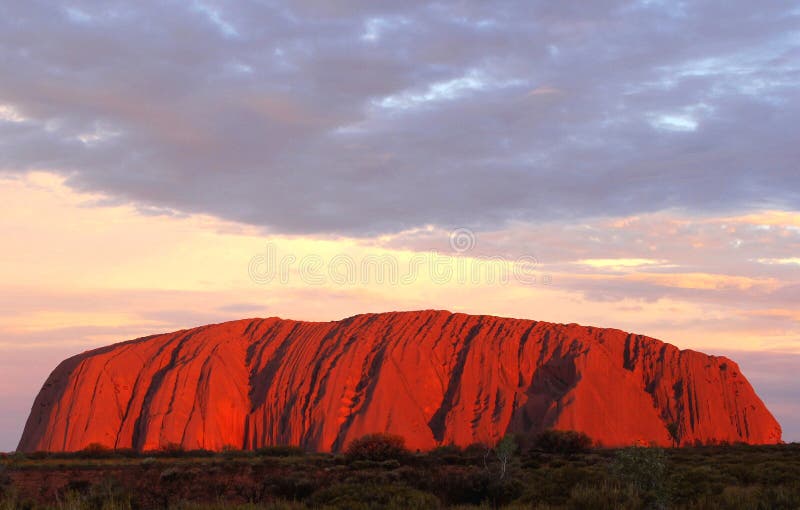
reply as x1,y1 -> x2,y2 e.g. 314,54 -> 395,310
1,1 -> 799,450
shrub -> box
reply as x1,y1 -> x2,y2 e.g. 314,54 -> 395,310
757,484 -> 800,510
463,442 -> 490,456
65,479 -> 92,493
0,465 -> 9,496
420,465 -> 489,505
428,444 -> 463,462
262,472 -> 319,501
531,430 -> 593,454
254,445 -> 306,457
221,446 -> 252,459
159,466 -> 183,482
181,448 -> 215,458
518,464 -> 600,506
613,446 -> 669,507
86,476 -> 133,509
140,457 -> 158,468
309,483 -> 440,509
345,434 -> 409,462
156,442 -> 186,457
567,482 -> 642,510
422,464 -> 523,507
78,442 -> 114,459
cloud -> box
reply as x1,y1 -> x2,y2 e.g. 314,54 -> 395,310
0,1 -> 797,234
575,258 -> 669,269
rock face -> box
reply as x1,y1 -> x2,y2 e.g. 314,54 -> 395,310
19,311 -> 782,452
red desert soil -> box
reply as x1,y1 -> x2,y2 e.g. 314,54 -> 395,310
18,310 -> 782,452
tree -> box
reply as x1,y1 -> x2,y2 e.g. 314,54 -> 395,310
495,434 -> 517,479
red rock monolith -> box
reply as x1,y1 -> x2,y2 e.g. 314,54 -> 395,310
18,310 -> 782,452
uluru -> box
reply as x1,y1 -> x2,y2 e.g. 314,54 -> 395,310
18,310 -> 782,453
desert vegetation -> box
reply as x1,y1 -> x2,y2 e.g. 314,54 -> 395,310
1,432 -> 798,509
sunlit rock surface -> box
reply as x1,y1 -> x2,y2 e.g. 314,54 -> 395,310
19,310 -> 782,452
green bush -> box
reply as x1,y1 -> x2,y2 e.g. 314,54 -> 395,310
531,430 -> 593,454
309,483 -> 440,509
613,446 -> 669,508
156,443 -> 187,458
159,466 -> 184,482
140,457 -> 158,468
757,483 -> 800,510
86,477 -> 133,510
566,482 -> 642,510
79,443 -> 115,459
686,484 -> 800,510
427,445 -> 465,464
421,465 -> 523,507
254,445 -> 306,457
344,434 -> 409,462
518,464 -> 600,506
423,465 -> 492,505
262,471 -> 318,501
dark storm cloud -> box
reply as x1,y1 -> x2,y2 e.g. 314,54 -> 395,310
0,0 -> 798,234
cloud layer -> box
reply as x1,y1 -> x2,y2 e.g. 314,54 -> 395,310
1,1 -> 798,234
